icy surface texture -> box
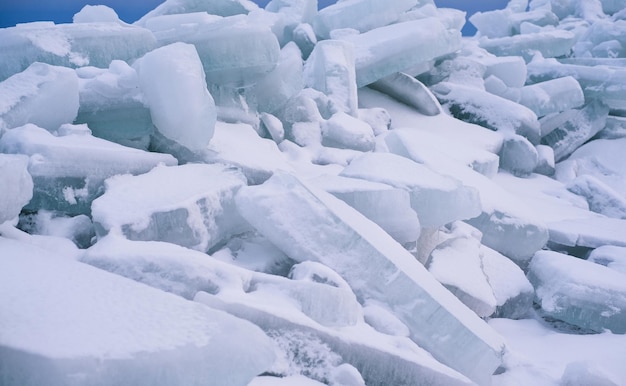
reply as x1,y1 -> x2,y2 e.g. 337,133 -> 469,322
134,42 -> 216,152
137,0 -> 258,23
519,76 -> 585,118
18,210 -> 94,249
0,21 -> 157,82
92,164 -> 248,253
499,134 -> 539,177
0,124 -> 176,215
370,72 -> 441,116
0,155 -> 33,224
479,29 -> 577,61
235,172 -> 505,385
0,237 -> 274,386
341,152 -> 481,228
528,250 -> 626,334
588,245 -> 626,275
322,112 -> 375,151
567,175 -> 626,219
0,62 -> 78,133
560,361 -> 620,386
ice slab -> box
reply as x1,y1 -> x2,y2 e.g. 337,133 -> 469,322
322,112 -> 375,152
0,155 -> 33,224
309,174 -> 420,245
312,0 -> 422,40
0,62 -> 78,132
265,0 -> 317,46
547,217 -> 626,249
499,134 -> 539,177
528,250 -> 626,334
91,164 -> 249,253
75,61 -> 153,149
432,81 -> 541,144
588,245 -> 626,275
18,210 -> 94,249
480,56 -> 527,89
560,361 -> 621,386
0,21 -> 157,82
470,8 -> 559,38
0,124 -> 176,215
370,72 -> 441,116
0,237 -> 274,386
596,115 -> 626,140
137,0 -> 258,23
341,18 -> 462,87
340,152 -> 481,228
479,29 -> 577,61
519,76 -> 585,118
534,144 -> 555,175
134,42 -> 216,152
304,40 -> 358,117
567,175 -> 626,219
235,172 -> 505,385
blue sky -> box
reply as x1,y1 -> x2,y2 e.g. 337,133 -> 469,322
0,0 -> 509,34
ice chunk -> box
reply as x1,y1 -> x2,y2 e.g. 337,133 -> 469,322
0,62 -> 78,132
321,112 -> 375,151
481,245 -> 534,319
0,155 -> 33,224
137,0 -> 258,23
541,102 -> 610,162
499,134 -> 539,177
588,246 -> 626,275
310,174 -> 420,245
341,18 -> 462,87
134,42 -> 216,152
330,364 -> 366,386
312,0 -> 422,40
534,144 -> 555,175
427,236 -> 497,318
18,210 -> 94,249
0,124 -> 176,215
519,76 -> 585,118
0,21 -> 157,82
480,55 -> 527,89
340,152 -> 481,228
479,29 -> 577,61
73,5 -> 124,24
358,107 -> 390,136
596,116 -> 626,140
560,361 -> 620,386
304,40 -> 357,117
470,8 -> 559,38
567,175 -> 626,219
0,237 -> 274,386
362,301 -> 411,337
235,172 -> 505,384
260,112 -> 285,143
370,72 -> 441,116
91,164 -> 249,253
265,0 -> 318,46
528,250 -> 626,334
432,81 -> 541,144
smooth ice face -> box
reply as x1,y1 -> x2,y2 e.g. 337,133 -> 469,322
519,76 -> 585,118
588,246 -> 626,275
340,152 -> 481,228
0,22 -> 157,82
370,72 -> 441,116
136,0 -> 258,23
479,55 -> 527,89
91,164 -> 249,253
322,112 -> 375,151
0,124 -> 177,215
498,134 -> 539,177
567,175 -> 626,219
0,62 -> 78,132
0,155 -> 33,224
0,237 -> 275,386
479,29 -> 577,61
528,250 -> 626,334
235,172 -> 505,385
134,42 -> 216,151
469,8 -> 558,38
341,18 -> 462,87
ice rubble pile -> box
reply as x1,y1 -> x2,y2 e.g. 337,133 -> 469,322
1,0 -> 626,385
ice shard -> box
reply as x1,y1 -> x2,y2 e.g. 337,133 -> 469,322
235,172 -> 505,385
0,155 -> 33,224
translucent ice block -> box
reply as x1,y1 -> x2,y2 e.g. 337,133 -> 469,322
479,29 -> 577,61
370,72 -> 441,116
137,0 -> 258,24
519,76 -> 585,118
0,155 -> 33,224
588,245 -> 626,275
499,134 -> 539,177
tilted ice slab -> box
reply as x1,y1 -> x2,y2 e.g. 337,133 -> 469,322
528,250 -> 626,334
498,134 -> 539,177
567,175 -> 626,219
84,235 -> 473,386
0,21 -> 156,82
92,163 -> 249,253
322,112 -> 376,152
0,62 -> 78,132
469,8 -> 559,38
235,172 -> 505,385
0,237 -> 274,386
479,29 -> 577,61
0,155 -> 33,224
370,72 -> 442,116
341,17 -> 462,87
134,42 -> 216,152
588,245 -> 626,275
0,124 -> 176,215
519,76 -> 584,118
340,152 -> 481,228
309,174 -> 420,246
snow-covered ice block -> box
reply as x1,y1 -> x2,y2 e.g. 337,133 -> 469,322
18,210 -> 94,249
321,112 -> 375,151
312,0 -> 422,39
479,29 -> 577,61
480,56 -> 527,89
92,164 -> 248,253
470,8 -> 558,38
499,134 -> 539,177
341,152 -> 481,228
265,0 -> 317,45
541,102 -> 609,162
0,62 -> 78,132
519,76 -> 585,118
560,361 -> 621,386
0,237 -> 274,386
310,174 -> 420,245
304,40 -> 357,117
0,155 -> 33,224
134,42 -> 216,152
567,175 -> 626,219
235,172 -> 506,385
481,245 -> 533,319
596,115 -> 626,140
427,236 -> 497,318
432,81 -> 541,144
588,246 -> 626,275
137,0 -> 258,23
528,250 -> 626,334
0,21 -> 157,82
547,217 -> 626,250
342,18 -> 462,87
75,61 -> 152,149
370,72 -> 441,116
534,144 -> 555,175
0,124 -> 176,215
73,4 -> 123,24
